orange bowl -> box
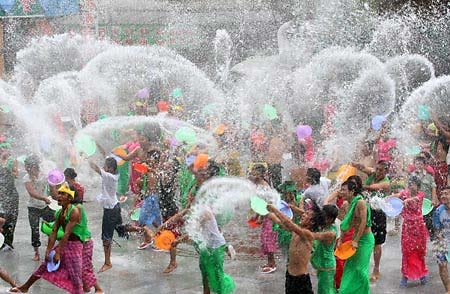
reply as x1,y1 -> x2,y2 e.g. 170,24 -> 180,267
154,230 -> 176,250
133,162 -> 148,174
334,240 -> 356,260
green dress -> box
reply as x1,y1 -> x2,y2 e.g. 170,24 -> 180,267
339,195 -> 375,294
311,224 -> 337,294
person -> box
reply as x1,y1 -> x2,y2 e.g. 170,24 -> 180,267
0,217 -> 17,288
432,187 -> 450,294
311,204 -> 338,294
353,160 -> 390,282
430,114 -> 450,193
160,160 -> 220,274
409,156 -> 438,238
394,176 -> 428,286
10,184 -> 92,293
303,168 -> 327,208
64,168 -> 84,204
0,142 -> 19,250
249,163 -> 278,273
196,205 -> 236,294
339,179 -> 374,294
89,157 -> 121,273
23,155 -> 55,261
267,200 -> 332,294
136,149 -> 163,249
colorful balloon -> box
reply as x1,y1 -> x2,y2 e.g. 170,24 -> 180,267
175,127 -> 197,145
296,125 -> 313,139
172,87 -> 183,98
136,88 -> 149,99
263,104 -> 278,120
74,134 -> 96,157
418,104 -> 430,121
371,115 -> 386,130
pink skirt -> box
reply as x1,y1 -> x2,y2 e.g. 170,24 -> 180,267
260,217 -> 278,255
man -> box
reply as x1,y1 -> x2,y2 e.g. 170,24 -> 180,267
339,179 -> 374,294
267,201 -> 332,294
432,187 -> 450,294
352,160 -> 390,282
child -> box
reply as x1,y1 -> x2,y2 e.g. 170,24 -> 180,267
64,168 -> 84,204
0,217 -> 17,288
89,157 -> 121,273
23,155 -> 55,261
311,205 -> 338,294
196,205 -> 235,294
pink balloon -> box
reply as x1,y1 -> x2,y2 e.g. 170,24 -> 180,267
296,125 -> 312,139
136,88 -> 149,99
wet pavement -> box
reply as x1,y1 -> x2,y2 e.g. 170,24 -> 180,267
0,182 -> 446,293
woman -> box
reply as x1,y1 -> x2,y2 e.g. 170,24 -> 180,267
396,176 -> 428,286
0,141 -> 19,249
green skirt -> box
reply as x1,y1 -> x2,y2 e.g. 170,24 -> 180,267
317,269 -> 336,294
339,232 -> 374,294
199,245 -> 235,294
117,161 -> 130,195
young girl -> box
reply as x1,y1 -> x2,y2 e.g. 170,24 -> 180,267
396,176 -> 429,287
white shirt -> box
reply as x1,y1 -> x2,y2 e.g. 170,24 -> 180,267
23,173 -> 48,209
200,207 -> 226,249
96,169 -> 119,209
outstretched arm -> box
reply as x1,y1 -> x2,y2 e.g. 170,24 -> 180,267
89,161 -> 101,175
267,204 -> 313,241
351,162 -> 374,175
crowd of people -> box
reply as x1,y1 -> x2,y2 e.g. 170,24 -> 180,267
0,96 -> 448,294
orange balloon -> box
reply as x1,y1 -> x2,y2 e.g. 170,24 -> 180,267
336,164 -> 357,182
156,100 -> 170,112
247,218 -> 260,229
193,153 -> 209,171
334,240 -> 356,260
214,124 -> 227,136
154,230 -> 176,250
133,162 -> 148,174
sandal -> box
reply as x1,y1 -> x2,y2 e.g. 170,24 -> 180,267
261,266 -> 277,274
137,242 -> 152,250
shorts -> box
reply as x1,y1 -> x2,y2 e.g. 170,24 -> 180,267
433,238 -> 449,265
371,209 -> 386,245
101,203 -> 122,241
139,194 -> 162,227
285,271 -> 313,294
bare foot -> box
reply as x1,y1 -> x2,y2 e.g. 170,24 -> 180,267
163,263 -> 177,273
32,253 -> 40,261
98,264 -> 112,273
9,286 -> 28,293
95,289 -> 104,294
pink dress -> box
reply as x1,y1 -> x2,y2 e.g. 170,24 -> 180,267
399,190 -> 428,280
260,217 -> 277,254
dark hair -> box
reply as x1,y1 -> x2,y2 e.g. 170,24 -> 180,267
407,175 -> 422,188
252,163 -> 267,176
64,168 -> 77,180
347,175 -> 363,191
206,160 -> 220,178
147,149 -> 161,162
68,183 -> 81,204
24,154 -> 40,169
105,157 -> 118,174
342,179 -> 363,195
414,156 -> 426,164
377,160 -> 389,170
309,201 -> 325,232
306,168 -> 321,185
322,204 -> 338,223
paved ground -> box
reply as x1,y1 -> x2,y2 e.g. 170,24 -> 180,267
0,180 -> 446,294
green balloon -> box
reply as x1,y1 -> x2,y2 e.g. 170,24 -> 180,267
263,104 -> 278,120
131,208 -> 141,221
175,127 -> 197,145
251,196 -> 269,216
422,198 -> 433,216
0,105 -> 10,113
75,134 -> 97,157
172,88 -> 183,98
215,209 -> 234,227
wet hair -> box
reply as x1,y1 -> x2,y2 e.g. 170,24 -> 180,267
322,204 -> 339,223
137,123 -> 162,144
147,149 -> 161,162
68,183 -> 81,204
342,179 -> 363,195
407,175 -> 422,188
377,160 -> 389,171
306,168 -> 321,185
347,175 -> 363,191
105,157 -> 118,174
64,168 -> 77,180
414,156 -> 426,164
24,154 -> 40,170
309,201 -> 325,232
251,163 -> 267,176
